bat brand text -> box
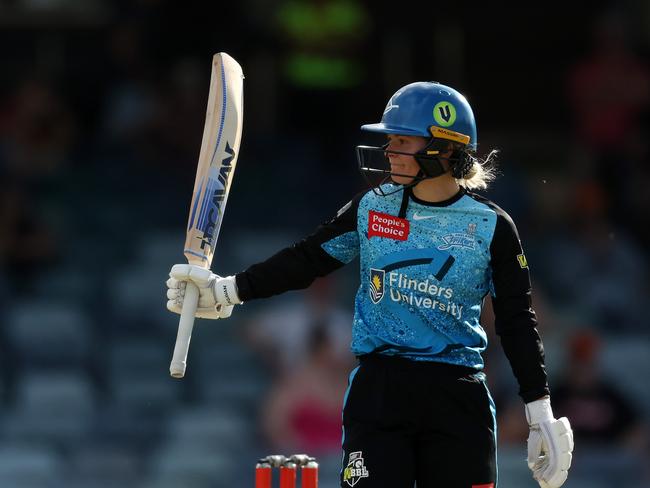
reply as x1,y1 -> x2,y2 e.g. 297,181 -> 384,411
199,142 -> 235,250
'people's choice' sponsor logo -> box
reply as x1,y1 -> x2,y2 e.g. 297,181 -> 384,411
368,211 -> 409,241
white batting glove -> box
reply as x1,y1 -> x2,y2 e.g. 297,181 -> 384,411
525,397 -> 574,488
166,264 -> 242,320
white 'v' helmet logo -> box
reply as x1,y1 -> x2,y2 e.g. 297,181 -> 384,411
383,89 -> 404,114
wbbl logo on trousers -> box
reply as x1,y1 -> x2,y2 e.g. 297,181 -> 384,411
343,451 -> 370,486
369,268 -> 385,304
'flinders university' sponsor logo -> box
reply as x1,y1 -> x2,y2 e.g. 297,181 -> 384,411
369,269 -> 463,320
389,272 -> 463,319
369,268 -> 385,304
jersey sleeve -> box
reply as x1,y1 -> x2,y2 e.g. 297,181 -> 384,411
489,210 -> 550,403
234,193 -> 363,301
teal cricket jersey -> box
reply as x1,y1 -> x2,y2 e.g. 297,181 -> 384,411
236,185 -> 549,402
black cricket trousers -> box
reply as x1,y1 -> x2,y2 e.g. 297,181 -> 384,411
340,353 -> 497,488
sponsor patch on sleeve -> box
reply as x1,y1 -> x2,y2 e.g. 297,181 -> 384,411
517,253 -> 528,269
368,211 -> 409,241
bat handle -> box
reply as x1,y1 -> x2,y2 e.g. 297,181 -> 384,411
169,281 -> 200,378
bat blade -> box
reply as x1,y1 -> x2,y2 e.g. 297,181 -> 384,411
184,52 -> 244,267
170,52 -> 244,379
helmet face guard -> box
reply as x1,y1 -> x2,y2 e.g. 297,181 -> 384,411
358,82 -> 477,194
356,140 -> 473,196
356,144 -> 432,196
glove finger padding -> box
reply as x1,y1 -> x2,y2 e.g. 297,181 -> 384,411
166,277 -> 185,290
197,304 -> 234,319
167,278 -> 220,309
166,263 -> 239,320
527,428 -> 544,471
529,417 -> 573,488
168,300 -> 232,320
215,303 -> 234,318
166,278 -> 186,314
167,284 -> 234,320
166,265 -> 220,318
170,263 -> 213,285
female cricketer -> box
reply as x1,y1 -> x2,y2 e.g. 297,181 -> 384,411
166,81 -> 574,488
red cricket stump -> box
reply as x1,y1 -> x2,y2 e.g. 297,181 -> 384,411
255,454 -> 318,488
255,463 -> 272,488
301,460 -> 318,488
279,462 -> 297,488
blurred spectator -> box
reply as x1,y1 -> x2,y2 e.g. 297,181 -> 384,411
537,179 -> 648,332
273,0 -> 373,167
101,21 -> 160,153
154,58 -> 209,168
1,77 -> 76,179
260,324 -> 353,456
0,76 -> 75,292
568,11 -> 649,155
244,276 -> 352,374
497,329 -> 647,449
567,10 -> 650,233
551,330 -> 646,448
0,177 -> 60,291
275,0 -> 370,92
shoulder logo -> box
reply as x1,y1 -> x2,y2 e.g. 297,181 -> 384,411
343,451 -> 370,487
369,268 -> 385,304
517,253 -> 528,268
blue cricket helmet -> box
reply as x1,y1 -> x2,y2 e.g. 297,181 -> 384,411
361,81 -> 477,149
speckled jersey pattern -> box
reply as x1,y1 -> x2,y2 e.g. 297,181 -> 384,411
235,184 -> 549,400
323,186 -> 497,368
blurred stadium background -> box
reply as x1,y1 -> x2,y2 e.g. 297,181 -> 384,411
1,1 -> 649,487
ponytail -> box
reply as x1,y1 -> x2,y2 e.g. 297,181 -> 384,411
456,149 -> 499,190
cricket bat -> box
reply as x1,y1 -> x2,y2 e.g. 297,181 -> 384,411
169,52 -> 244,379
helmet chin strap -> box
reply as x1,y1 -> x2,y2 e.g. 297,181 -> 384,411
356,142 -> 453,197
413,137 -> 451,178
414,157 -> 447,178
387,138 -> 451,183
400,166 -> 449,189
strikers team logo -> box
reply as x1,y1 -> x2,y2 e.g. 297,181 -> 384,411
437,223 -> 478,251
343,451 -> 370,487
369,268 -> 385,304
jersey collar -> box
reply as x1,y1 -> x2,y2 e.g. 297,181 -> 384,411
408,187 -> 466,207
